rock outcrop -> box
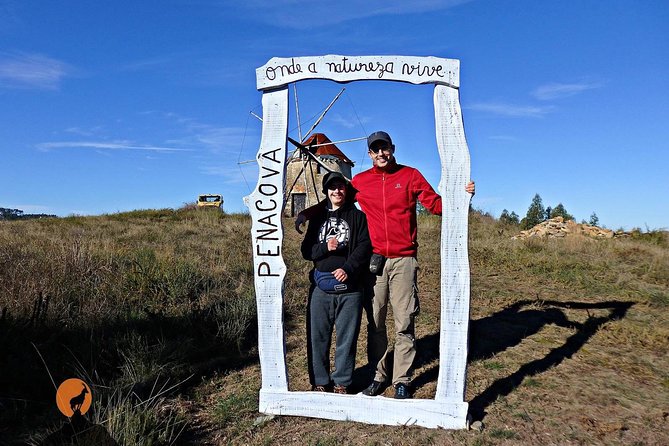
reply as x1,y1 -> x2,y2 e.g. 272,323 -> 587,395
512,217 -> 618,240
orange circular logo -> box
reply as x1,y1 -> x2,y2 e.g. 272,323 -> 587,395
56,378 -> 92,417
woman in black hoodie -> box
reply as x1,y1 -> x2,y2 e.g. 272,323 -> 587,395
301,172 -> 371,394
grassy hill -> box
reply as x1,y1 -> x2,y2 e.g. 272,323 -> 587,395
0,209 -> 667,445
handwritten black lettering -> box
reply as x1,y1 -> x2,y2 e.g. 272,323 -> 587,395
382,62 -> 394,78
256,228 -> 279,241
308,62 -> 317,73
261,165 -> 281,178
264,58 -> 303,81
259,183 -> 278,197
257,245 -> 280,256
258,262 -> 279,277
325,57 -> 394,79
258,213 -> 278,227
255,199 -> 277,212
261,148 -> 282,163
401,62 -> 445,78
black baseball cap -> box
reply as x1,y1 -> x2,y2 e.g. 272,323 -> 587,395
322,171 -> 348,193
367,131 -> 392,149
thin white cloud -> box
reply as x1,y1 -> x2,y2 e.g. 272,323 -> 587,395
330,113 -> 371,130
532,81 -> 602,100
200,165 -> 234,176
159,112 -> 248,154
195,127 -> 247,153
36,141 -> 192,152
65,126 -> 105,137
44,113 -> 246,160
0,51 -> 72,90
223,0 -> 472,29
467,102 -> 553,118
117,52 -> 250,87
200,164 -> 251,185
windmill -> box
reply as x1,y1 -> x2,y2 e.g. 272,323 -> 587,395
284,132 -> 356,217
242,86 -> 366,217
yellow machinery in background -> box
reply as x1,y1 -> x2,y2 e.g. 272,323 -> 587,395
197,194 -> 223,210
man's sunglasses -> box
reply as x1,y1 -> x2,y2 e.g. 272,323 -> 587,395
369,145 -> 393,154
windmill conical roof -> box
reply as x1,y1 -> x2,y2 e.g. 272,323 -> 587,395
303,133 -> 354,166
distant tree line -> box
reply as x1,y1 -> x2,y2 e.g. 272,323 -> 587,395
0,208 -> 56,221
498,194 -> 599,230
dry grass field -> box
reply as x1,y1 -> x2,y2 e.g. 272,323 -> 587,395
1,209 -> 667,445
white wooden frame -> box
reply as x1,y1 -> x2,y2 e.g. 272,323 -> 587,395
245,55 -> 471,429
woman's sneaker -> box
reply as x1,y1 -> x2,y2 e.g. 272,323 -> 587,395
333,384 -> 348,394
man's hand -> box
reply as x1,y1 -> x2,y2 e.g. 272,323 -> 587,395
466,181 -> 475,196
295,213 -> 307,234
327,237 -> 339,251
332,268 -> 348,282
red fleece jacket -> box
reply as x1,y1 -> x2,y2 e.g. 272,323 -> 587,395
351,163 -> 441,258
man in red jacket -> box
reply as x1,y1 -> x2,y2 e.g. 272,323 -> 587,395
297,130 -> 475,399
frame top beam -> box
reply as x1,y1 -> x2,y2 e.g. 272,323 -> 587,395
256,55 -> 459,90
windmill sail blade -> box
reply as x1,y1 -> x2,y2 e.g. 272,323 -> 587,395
294,84 -> 303,143
307,136 -> 367,148
302,88 -> 345,141
286,137 -> 350,181
241,90 -> 355,166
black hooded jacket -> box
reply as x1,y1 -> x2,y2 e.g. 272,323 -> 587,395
300,200 -> 371,287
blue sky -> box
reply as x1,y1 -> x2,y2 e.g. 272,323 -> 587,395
1,0 -> 667,230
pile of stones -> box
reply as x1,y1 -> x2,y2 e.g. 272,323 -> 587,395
512,217 -> 619,240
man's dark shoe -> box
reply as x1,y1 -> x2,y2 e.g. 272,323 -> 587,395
362,380 -> 384,396
394,383 -> 411,399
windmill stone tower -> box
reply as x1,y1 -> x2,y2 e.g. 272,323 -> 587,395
284,133 -> 354,217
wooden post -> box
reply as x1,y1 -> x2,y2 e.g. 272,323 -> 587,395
434,85 -> 471,403
248,87 -> 289,392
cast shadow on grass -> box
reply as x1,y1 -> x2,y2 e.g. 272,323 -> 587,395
409,299 -> 634,421
0,306 -> 264,443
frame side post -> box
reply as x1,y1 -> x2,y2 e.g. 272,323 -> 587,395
246,87 -> 290,392
433,84 -> 471,403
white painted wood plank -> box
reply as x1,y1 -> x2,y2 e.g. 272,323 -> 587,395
257,55 -> 459,90
245,87 -> 289,391
434,85 -> 471,402
260,390 -> 468,429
